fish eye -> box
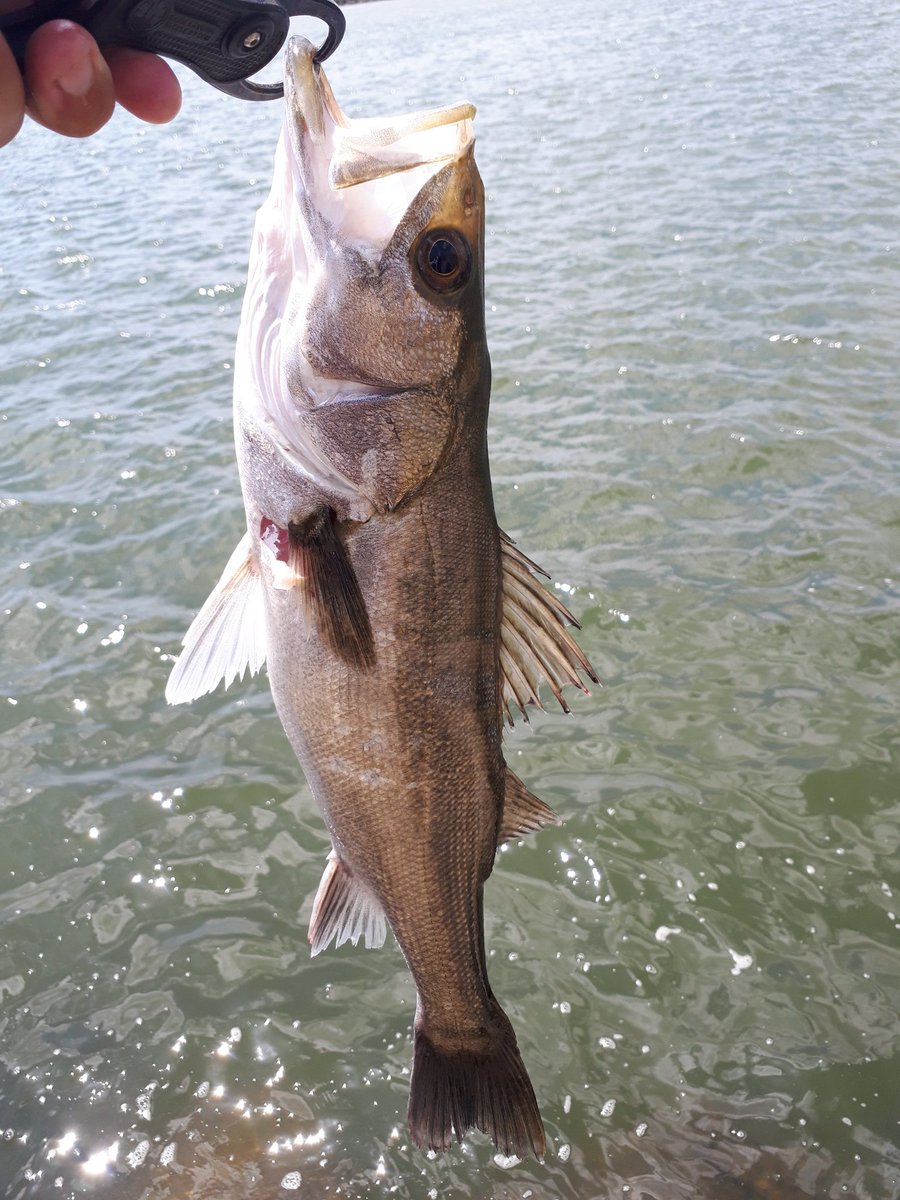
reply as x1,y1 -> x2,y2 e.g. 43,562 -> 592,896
415,229 -> 471,295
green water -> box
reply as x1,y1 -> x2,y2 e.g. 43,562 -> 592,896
1,0 -> 898,1196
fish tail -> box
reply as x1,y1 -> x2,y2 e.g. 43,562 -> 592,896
407,1003 -> 545,1159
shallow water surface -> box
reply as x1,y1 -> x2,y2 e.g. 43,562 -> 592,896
1,0 -> 898,1196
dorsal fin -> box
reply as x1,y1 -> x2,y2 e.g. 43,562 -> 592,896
501,768 -> 561,841
165,533 -> 266,705
499,531 -> 599,725
308,851 -> 387,955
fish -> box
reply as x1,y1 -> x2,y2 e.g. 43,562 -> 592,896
166,36 -> 597,1159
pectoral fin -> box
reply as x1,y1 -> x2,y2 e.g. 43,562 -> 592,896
499,531 -> 599,725
287,507 -> 375,671
165,533 -> 266,705
308,851 -> 387,955
501,768 -> 561,841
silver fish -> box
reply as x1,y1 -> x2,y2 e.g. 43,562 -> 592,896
167,37 -> 597,1159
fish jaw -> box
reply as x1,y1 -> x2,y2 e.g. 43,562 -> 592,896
233,37 -> 488,520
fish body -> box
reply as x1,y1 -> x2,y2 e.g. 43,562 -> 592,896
167,38 -> 596,1159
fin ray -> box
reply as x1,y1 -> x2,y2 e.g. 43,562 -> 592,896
290,507 -> 375,670
165,533 -> 266,705
501,768 -> 561,841
308,851 -> 387,955
499,531 -> 598,724
408,1003 -> 545,1159
499,644 -> 536,723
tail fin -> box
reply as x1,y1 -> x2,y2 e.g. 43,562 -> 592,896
407,1005 -> 545,1159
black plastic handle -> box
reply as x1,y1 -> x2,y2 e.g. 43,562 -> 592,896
0,0 -> 345,99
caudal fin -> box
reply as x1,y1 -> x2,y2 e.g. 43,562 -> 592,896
407,1005 -> 545,1159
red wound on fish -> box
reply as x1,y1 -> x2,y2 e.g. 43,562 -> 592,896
288,507 -> 375,671
260,516 -> 291,562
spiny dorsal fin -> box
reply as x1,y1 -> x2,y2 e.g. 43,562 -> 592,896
308,851 -> 388,955
501,768 -> 561,841
499,530 -> 599,725
165,532 -> 266,705
289,507 -> 375,671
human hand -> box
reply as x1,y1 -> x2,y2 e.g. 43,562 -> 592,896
1,7 -> 182,147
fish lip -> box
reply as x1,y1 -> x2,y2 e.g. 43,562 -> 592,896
283,36 -> 339,149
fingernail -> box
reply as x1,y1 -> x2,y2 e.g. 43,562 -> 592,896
56,52 -> 96,99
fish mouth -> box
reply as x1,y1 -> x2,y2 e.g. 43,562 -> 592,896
283,36 -> 475,246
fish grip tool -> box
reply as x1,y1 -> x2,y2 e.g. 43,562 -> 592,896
0,0 -> 345,98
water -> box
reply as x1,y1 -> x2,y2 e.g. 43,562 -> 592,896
1,0 -> 898,1195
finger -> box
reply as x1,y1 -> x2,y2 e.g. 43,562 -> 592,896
0,32 -> 26,147
105,47 -> 181,124
25,20 -> 115,138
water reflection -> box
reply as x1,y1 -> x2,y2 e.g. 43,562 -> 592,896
2,0 -> 899,1195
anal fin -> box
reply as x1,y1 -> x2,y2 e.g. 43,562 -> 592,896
308,851 -> 387,956
501,767 -> 561,842
499,530 -> 599,725
288,507 -> 375,671
165,532 -> 266,705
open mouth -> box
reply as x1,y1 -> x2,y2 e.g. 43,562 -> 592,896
283,36 -> 476,245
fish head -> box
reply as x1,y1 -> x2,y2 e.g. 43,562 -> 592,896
237,37 -> 488,514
